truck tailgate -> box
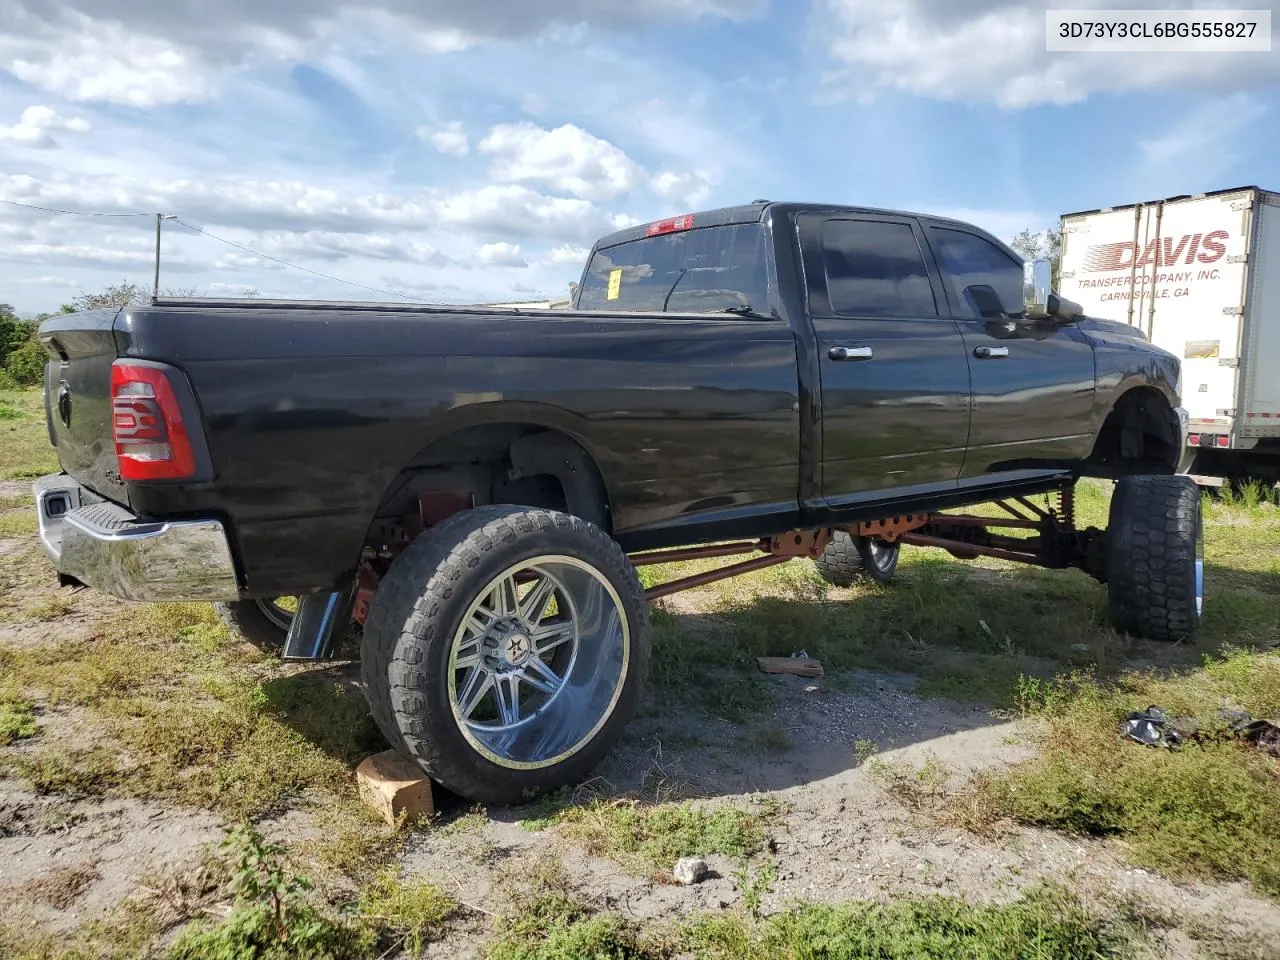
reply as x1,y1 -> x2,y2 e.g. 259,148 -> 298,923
38,308 -> 129,505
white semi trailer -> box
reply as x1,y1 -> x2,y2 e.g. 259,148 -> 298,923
1059,186 -> 1280,484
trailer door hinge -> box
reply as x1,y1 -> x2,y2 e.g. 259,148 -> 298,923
1227,254 -> 1248,264
1231,200 -> 1253,211
1223,306 -> 1244,316
1062,223 -> 1088,234
1219,358 -> 1240,368
1217,408 -> 1236,417
1059,270 -> 1075,279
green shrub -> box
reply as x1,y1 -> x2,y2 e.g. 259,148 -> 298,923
5,337 -> 46,386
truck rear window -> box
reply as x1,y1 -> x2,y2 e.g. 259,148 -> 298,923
577,223 -> 769,314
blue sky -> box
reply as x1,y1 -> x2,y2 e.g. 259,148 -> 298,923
0,0 -> 1277,313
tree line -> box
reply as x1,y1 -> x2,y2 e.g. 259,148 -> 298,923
1,280 -> 241,388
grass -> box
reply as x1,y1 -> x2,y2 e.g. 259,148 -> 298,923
525,797 -> 768,877
643,480 -> 1279,715
967,649 -> 1280,898
1,603 -> 389,820
0,388 -> 57,480
1,603 -> 403,894
483,880 -> 1135,960
0,510 -> 37,539
358,868 -> 457,955
0,677 -> 39,745
682,883 -> 1129,960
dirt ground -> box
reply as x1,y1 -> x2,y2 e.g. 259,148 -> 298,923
2,466 -> 1280,959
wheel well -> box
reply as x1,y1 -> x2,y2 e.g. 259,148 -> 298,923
1080,388 -> 1181,479
364,424 -> 611,547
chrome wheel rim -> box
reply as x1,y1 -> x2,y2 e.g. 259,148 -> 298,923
447,555 -> 629,770
866,539 -> 896,572
255,598 -> 296,631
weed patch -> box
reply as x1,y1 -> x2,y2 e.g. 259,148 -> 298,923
682,883 -> 1129,959
167,823 -> 373,960
358,868 -> 456,955
974,651 -> 1280,897
544,798 -> 767,876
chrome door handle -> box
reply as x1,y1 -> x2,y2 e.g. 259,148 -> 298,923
974,346 -> 1010,359
829,346 -> 873,361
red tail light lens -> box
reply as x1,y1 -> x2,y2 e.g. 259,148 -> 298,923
645,214 -> 695,237
111,361 -> 197,481
1187,434 -> 1201,446
1217,436 -> 1230,448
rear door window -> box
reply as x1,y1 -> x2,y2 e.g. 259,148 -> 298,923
819,220 -> 938,318
577,223 -> 769,314
927,227 -> 1024,319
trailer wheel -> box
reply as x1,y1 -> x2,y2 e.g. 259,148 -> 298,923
361,505 -> 650,805
1107,475 -> 1204,642
813,532 -> 899,587
213,598 -> 296,650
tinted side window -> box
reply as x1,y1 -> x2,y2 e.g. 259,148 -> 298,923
576,223 -> 769,314
820,220 -> 937,318
929,227 -> 1024,319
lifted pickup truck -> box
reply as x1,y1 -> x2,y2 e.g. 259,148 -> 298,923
33,201 -> 1200,804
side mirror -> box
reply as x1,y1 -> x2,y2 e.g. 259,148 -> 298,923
1023,258 -> 1053,318
1022,258 -> 1081,324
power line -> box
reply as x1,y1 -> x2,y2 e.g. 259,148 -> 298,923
170,218 -> 429,302
1,197 -> 153,218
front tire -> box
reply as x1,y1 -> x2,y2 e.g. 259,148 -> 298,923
1107,475 -> 1204,642
361,505 -> 650,805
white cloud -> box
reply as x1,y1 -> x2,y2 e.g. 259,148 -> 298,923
417,120 -> 469,155
924,207 -> 1054,244
0,10 -> 216,107
479,122 -> 646,200
0,1 -> 764,106
17,274 -> 80,287
257,230 -> 461,266
206,281 -> 262,294
0,105 -> 91,148
1138,93 -> 1267,190
817,0 -> 1280,108
214,251 -> 284,271
2,172 -> 624,244
651,169 -> 714,207
546,244 -> 590,266
477,241 -> 528,267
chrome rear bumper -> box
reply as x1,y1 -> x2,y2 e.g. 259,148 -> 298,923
33,474 -> 241,602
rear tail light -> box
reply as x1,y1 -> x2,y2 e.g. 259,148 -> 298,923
646,214 -> 695,237
1187,434 -> 1201,446
1217,435 -> 1230,448
111,361 -> 197,481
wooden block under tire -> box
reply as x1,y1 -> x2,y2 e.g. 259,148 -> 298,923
356,750 -> 435,826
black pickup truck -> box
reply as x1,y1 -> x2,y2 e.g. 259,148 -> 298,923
33,201 -> 1200,803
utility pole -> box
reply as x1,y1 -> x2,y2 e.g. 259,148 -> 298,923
153,213 -> 175,300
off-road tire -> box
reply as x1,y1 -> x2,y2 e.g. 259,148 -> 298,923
813,531 -> 863,587
1107,475 -> 1203,642
361,505 -> 651,805
813,532 -> 899,587
213,600 -> 292,651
